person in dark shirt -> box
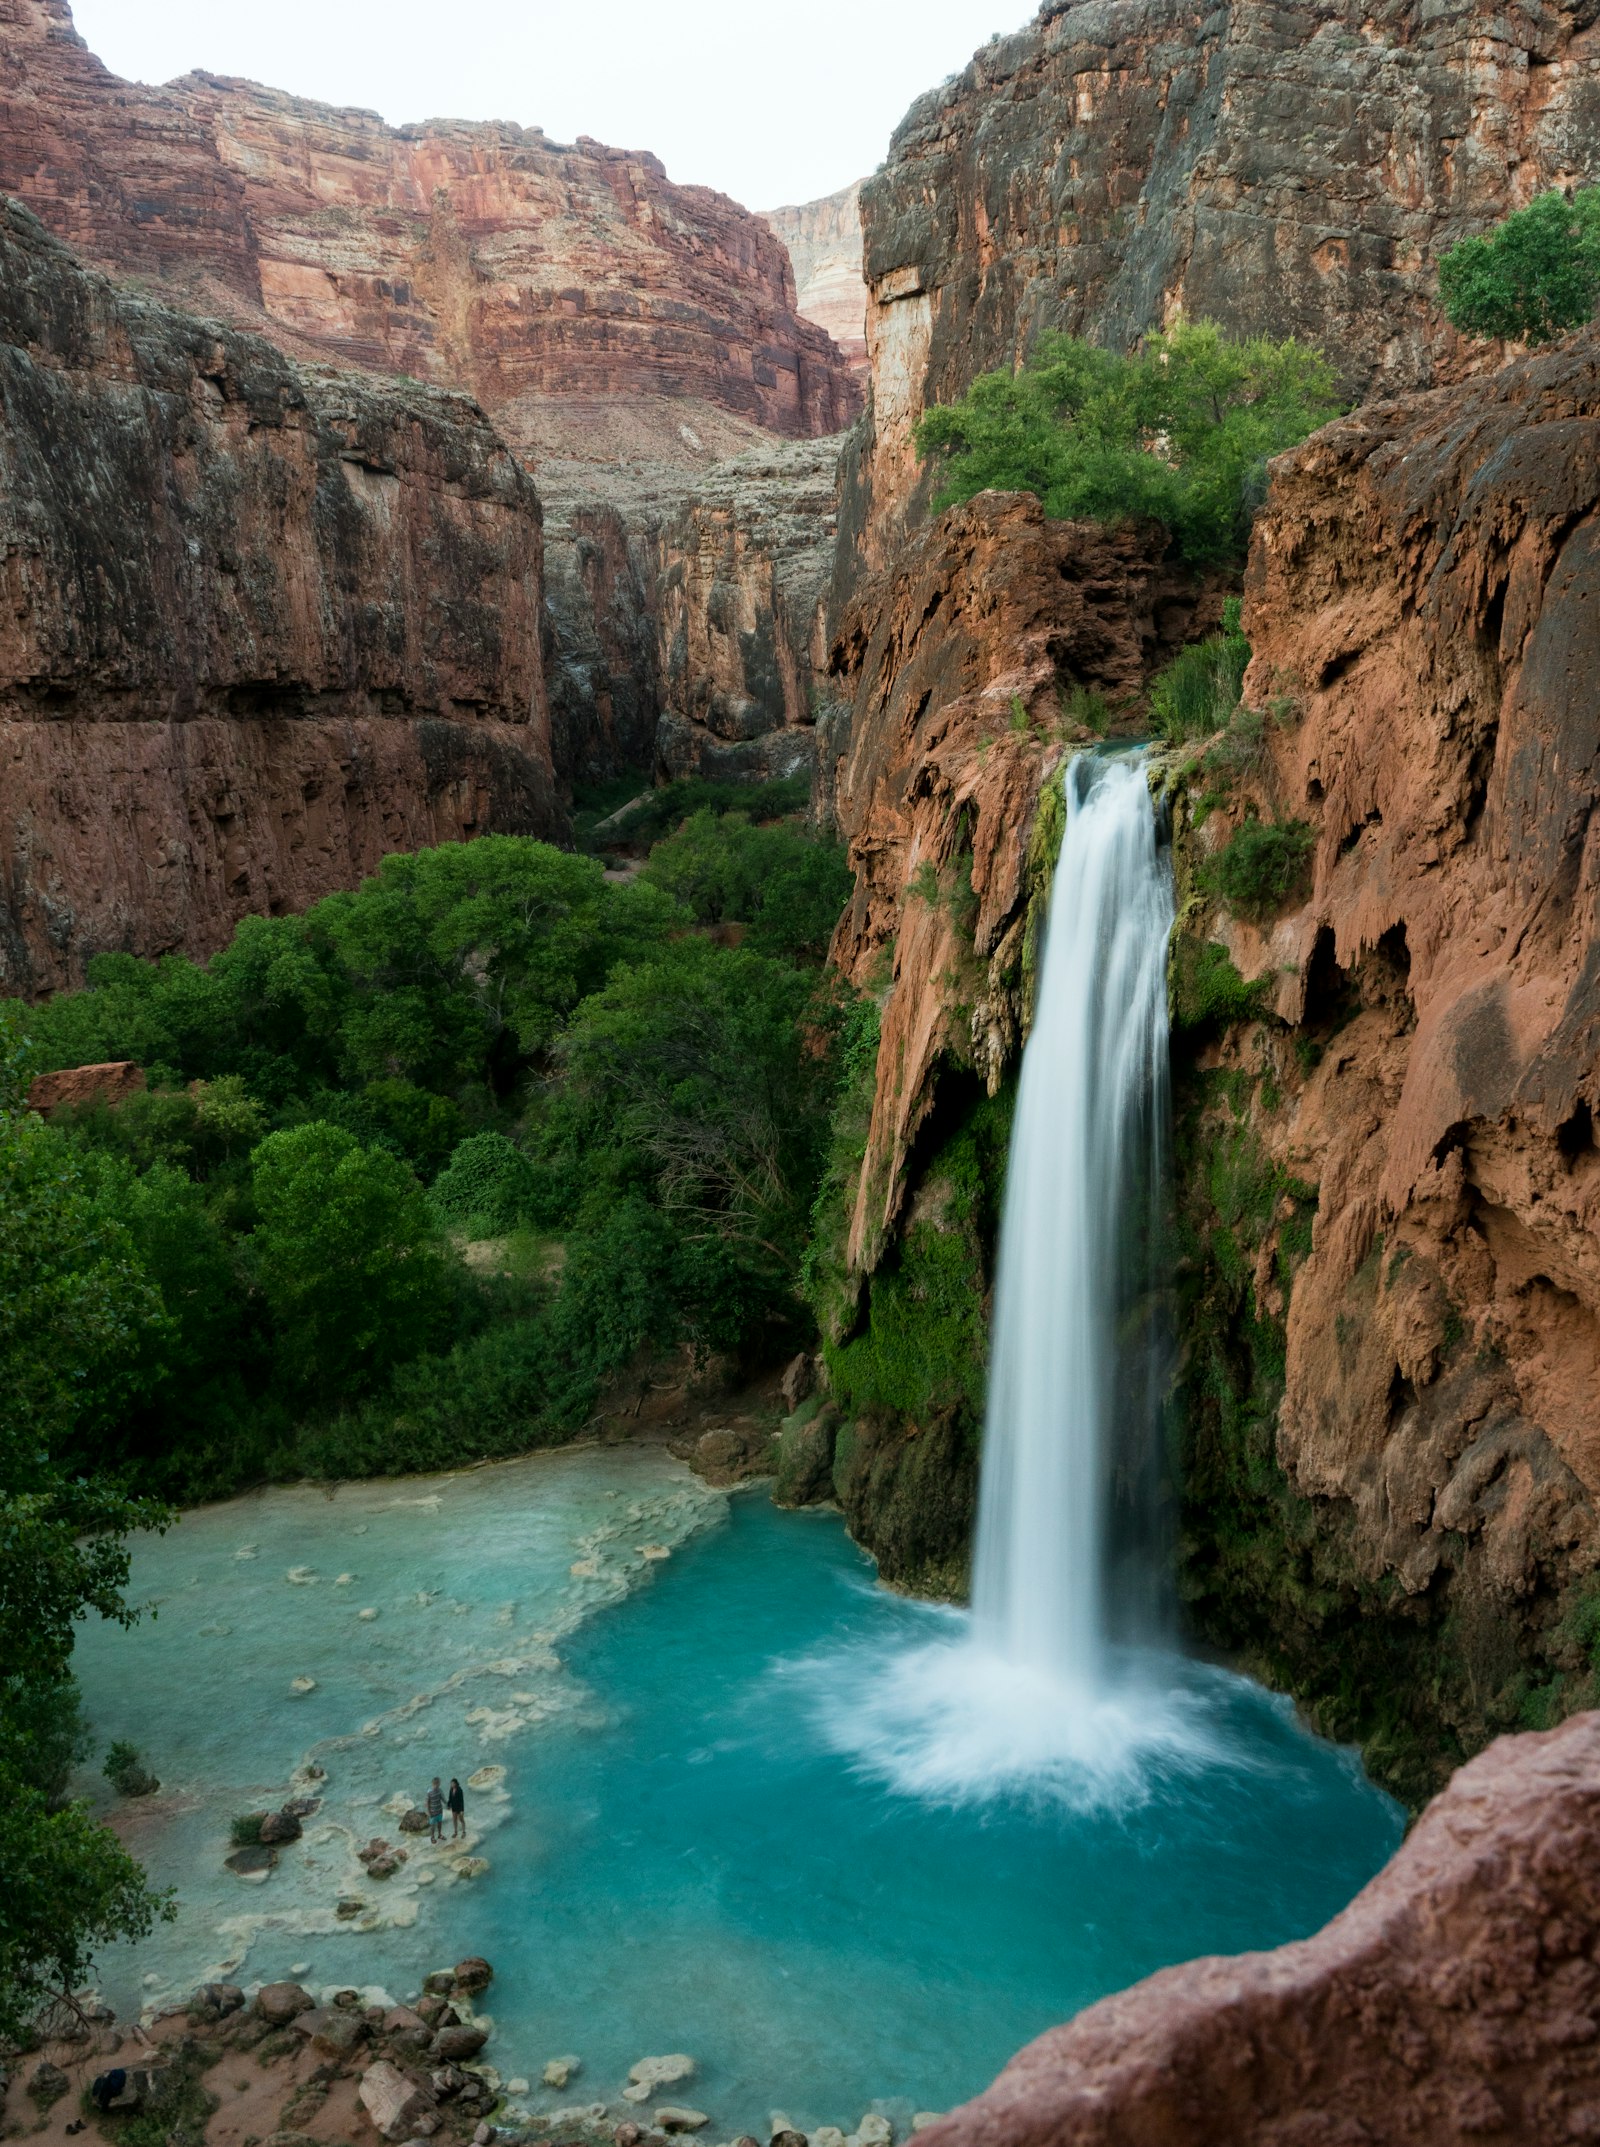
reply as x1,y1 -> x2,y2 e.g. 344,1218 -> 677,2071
447,1776 -> 466,1839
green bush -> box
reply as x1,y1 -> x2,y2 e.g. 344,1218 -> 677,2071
229,1813 -> 266,1848
1149,600 -> 1252,743
1205,817 -> 1316,922
916,321 -> 1341,565
1440,187 -> 1600,346
430,1130 -> 537,1236
641,810 -> 852,964
1171,940 -> 1270,1030
104,1740 -> 159,1798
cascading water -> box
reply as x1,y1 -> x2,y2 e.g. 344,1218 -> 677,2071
815,748 -> 1227,1805
972,749 -> 1175,1696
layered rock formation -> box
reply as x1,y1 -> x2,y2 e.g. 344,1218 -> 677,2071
0,198 -> 559,993
923,1710 -> 1600,2147
655,438 -> 844,783
763,185 -> 869,375
846,0 -> 1600,571
1170,320 -> 1600,1792
0,0 -> 863,468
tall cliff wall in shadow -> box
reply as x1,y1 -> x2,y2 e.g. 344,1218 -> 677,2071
0,200 -> 560,994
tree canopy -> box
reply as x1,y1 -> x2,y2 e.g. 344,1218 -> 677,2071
915,319 -> 1341,564
1439,188 -> 1600,347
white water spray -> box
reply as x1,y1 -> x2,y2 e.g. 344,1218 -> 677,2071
972,750 -> 1175,1696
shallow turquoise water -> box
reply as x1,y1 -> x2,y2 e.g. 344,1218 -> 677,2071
73,1455 -> 1402,2138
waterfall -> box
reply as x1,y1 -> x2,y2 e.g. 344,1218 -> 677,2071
972,751 -> 1174,1697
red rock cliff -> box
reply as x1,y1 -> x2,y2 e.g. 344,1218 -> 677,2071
846,0 -> 1600,570
0,199 -> 560,994
0,0 -> 863,467
1169,321 -> 1600,1776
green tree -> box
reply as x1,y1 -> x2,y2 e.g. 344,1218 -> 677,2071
1440,188 -> 1600,346
247,1123 -> 456,1397
0,1018 -> 172,2038
641,811 -> 852,964
916,319 -> 1341,564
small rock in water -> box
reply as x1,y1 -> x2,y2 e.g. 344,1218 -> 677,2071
467,1765 -> 506,1792
636,1544 -> 671,1561
542,2056 -> 579,2089
770,2133 -> 809,2147
548,2104 -> 608,2127
505,2077 -> 529,2095
454,1855 -> 489,1878
452,1955 -> 494,1995
288,1962 -> 312,1978
224,1844 -> 275,1879
285,1566 -> 318,1585
336,1896 -> 367,1920
655,2112 -> 708,2135
857,2119 -> 894,2147
359,1607 -> 380,1621
398,1808 -> 432,1834
290,1676 -> 317,1695
335,1572 -> 355,1586
233,1545 -> 258,1560
625,2054 -> 695,2102
812,2130 -> 846,2147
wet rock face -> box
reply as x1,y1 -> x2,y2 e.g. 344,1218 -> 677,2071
922,1711 -> 1600,2147
828,492 -> 1215,1269
849,0 -> 1600,567
1185,325 -> 1600,1718
0,0 -> 863,459
0,199 -> 560,992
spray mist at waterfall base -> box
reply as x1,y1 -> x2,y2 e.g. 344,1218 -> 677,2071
798,1620 -> 1280,1814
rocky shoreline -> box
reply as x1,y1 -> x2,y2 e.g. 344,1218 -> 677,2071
1,1958 -> 942,2147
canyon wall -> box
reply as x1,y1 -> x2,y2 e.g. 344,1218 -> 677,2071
1168,320 -> 1600,1795
846,0 -> 1600,572
0,198 -> 560,994
763,185 -> 869,376
0,0 -> 863,471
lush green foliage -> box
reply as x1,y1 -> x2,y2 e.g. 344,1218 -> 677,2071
573,772 -> 813,852
1149,597 -> 1252,743
0,1021 -> 171,2039
6,808 -> 851,1506
103,1740 -> 158,1798
1204,815 -> 1316,922
642,810 -> 853,964
916,321 -> 1341,564
1439,187 -> 1600,346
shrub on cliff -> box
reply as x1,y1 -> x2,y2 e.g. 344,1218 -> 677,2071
916,321 -> 1341,564
1440,187 -> 1600,346
1204,816 -> 1316,923
1149,598 -> 1252,742
430,1129 -> 538,1237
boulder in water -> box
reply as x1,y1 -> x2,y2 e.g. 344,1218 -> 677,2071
857,2119 -> 894,2147
398,1808 -> 432,1834
542,2055 -> 580,2089
624,2054 -> 694,2102
655,2110 -> 709,2134
225,1844 -> 275,1879
452,1955 -> 494,1995
255,1982 -> 312,2025
258,1807 -> 303,1846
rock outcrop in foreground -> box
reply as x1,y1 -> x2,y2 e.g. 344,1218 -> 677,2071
847,0 -> 1600,567
0,0 -> 863,468
0,199 -> 559,992
922,1711 -> 1600,2147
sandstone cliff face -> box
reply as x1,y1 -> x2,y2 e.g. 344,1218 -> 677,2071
923,1711 -> 1600,2147
847,0 -> 1600,571
829,493 -> 1215,1270
763,185 -> 869,375
1168,320 -> 1600,1785
0,199 -> 560,993
0,0 -> 863,468
655,438 -> 844,784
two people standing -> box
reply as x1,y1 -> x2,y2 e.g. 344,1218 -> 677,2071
426,1775 -> 467,1843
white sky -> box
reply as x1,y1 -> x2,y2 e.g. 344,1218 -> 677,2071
68,0 -> 1028,212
